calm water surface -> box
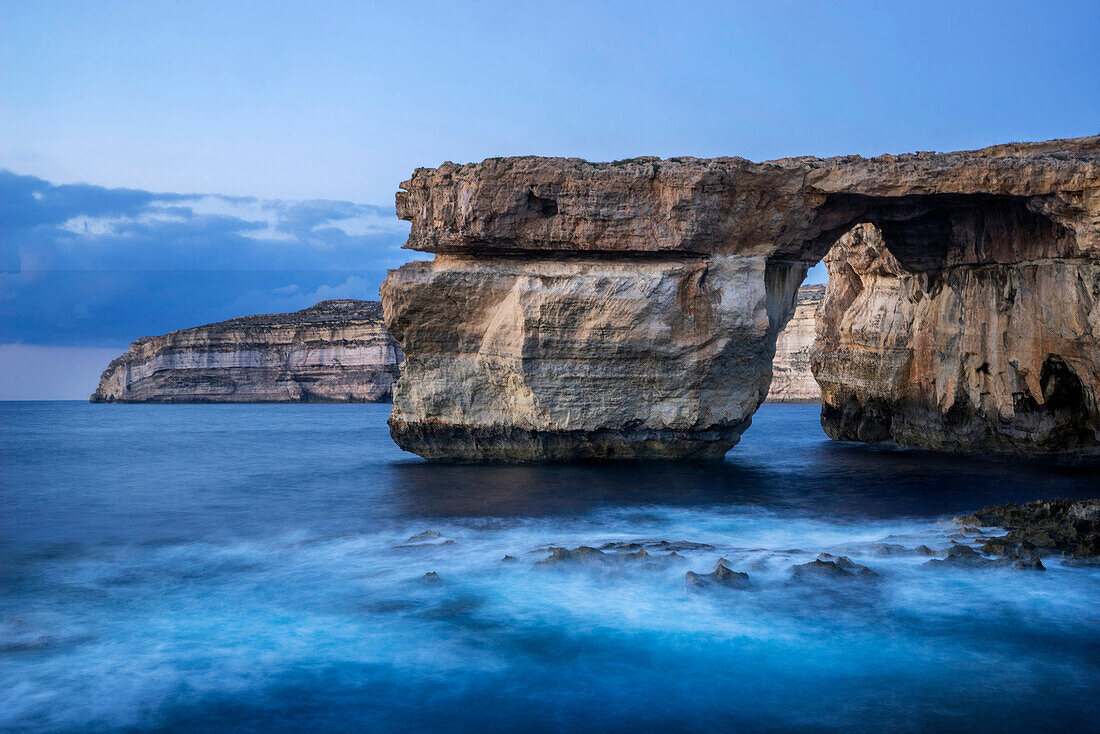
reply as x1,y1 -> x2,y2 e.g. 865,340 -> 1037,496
2,402 -> 1099,732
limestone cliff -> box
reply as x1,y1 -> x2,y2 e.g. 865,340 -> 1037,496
383,136 -> 1100,460
767,285 -> 824,403
92,300 -> 402,403
812,223 -> 1100,452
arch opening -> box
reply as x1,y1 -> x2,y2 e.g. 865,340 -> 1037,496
789,191 -> 1098,454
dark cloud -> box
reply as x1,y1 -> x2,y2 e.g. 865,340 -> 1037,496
0,171 -> 418,346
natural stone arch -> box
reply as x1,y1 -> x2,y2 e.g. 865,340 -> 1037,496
381,137 -> 1100,461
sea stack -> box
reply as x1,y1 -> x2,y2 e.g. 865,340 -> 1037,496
381,136 -> 1100,460
91,300 -> 402,403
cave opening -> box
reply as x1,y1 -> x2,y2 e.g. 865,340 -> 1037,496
1034,356 -> 1093,447
525,188 -> 559,217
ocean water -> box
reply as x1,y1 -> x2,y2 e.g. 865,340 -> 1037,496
2,402 -> 1099,733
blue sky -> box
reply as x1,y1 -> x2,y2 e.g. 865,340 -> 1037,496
2,0 -> 1098,397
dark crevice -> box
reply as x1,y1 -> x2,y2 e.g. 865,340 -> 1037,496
526,189 -> 559,217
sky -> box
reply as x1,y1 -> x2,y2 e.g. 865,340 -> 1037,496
2,0 -> 1098,398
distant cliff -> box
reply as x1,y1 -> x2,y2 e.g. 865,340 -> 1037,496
767,285 -> 824,403
91,300 -> 403,403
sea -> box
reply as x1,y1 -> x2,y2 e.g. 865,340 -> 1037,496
2,401 -> 1099,733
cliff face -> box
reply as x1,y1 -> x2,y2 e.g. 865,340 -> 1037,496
384,255 -> 802,460
92,300 -> 403,403
767,285 -> 824,403
383,136 -> 1100,460
812,223 -> 1100,452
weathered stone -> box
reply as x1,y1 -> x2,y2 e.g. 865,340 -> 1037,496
1013,558 -> 1046,571
92,300 -> 402,403
768,285 -> 824,402
924,544 -> 991,568
535,545 -> 655,567
685,561 -> 751,590
789,557 -> 879,582
407,530 -> 443,542
812,222 -> 1100,453
957,498 -> 1100,558
383,255 -> 802,460
536,546 -> 611,566
384,137 -> 1100,460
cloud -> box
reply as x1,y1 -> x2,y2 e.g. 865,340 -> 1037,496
302,275 -> 375,301
0,170 -> 426,348
0,170 -> 414,271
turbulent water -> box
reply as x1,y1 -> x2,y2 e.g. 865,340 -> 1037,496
2,402 -> 1099,733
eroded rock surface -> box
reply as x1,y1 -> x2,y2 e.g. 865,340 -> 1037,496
957,499 -> 1100,558
685,561 -> 751,590
384,137 -> 1100,460
92,300 -> 403,403
383,255 -> 803,460
812,220 -> 1100,453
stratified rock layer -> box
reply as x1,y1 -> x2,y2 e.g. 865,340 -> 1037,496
383,255 -> 804,460
767,285 -> 824,403
812,220 -> 1100,453
384,136 -> 1100,460
92,300 -> 402,403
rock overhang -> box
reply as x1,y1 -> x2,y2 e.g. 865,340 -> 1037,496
395,136 -> 1100,260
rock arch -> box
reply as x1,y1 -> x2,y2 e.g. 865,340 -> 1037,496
381,137 -> 1100,460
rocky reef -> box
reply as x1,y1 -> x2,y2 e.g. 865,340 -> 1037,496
957,499 -> 1100,558
767,285 -> 823,402
382,136 -> 1100,460
92,300 -> 402,403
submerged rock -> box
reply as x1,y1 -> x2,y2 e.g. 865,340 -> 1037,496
868,543 -> 909,556
957,498 -> 1100,558
536,546 -> 610,566
925,544 -> 991,569
597,539 -> 715,553
599,542 -> 644,552
407,530 -> 443,542
535,544 -> 691,570
686,562 -> 751,591
420,572 -> 443,584
924,543 -> 1046,571
790,556 -> 879,583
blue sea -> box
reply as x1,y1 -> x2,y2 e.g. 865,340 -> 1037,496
2,402 -> 1099,733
